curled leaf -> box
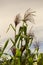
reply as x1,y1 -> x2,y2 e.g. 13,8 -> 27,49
6,24 -> 16,33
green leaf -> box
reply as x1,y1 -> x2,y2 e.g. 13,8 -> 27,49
37,53 -> 43,65
6,24 -> 16,33
0,39 -> 9,57
15,32 -> 21,43
28,38 -> 33,47
28,57 -> 33,65
19,26 -> 27,35
17,37 -> 20,48
19,27 -> 23,32
10,38 -> 15,46
16,48 -> 21,57
28,49 -> 31,54
2,39 -> 9,53
23,26 -> 27,35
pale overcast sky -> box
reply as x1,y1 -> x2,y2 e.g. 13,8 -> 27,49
0,0 -> 43,42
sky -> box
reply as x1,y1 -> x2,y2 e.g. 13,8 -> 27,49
0,0 -> 43,43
